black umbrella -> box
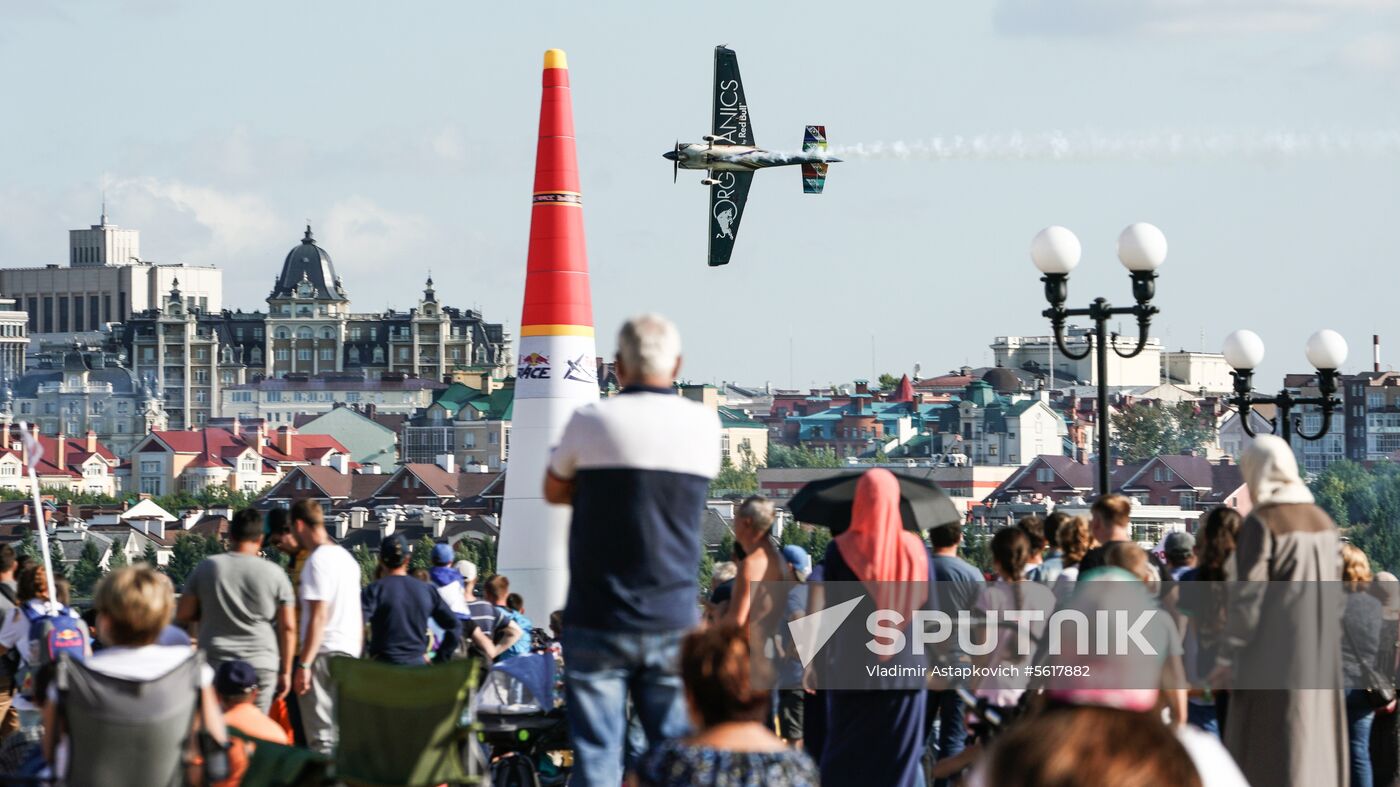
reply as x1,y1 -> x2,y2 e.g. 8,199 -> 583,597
787,471 -> 961,535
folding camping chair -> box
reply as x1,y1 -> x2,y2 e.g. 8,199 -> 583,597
328,656 -> 485,786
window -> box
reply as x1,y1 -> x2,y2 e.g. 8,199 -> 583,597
1035,467 -> 1053,483
1369,393 -> 1385,410
140,478 -> 161,495
275,328 -> 290,340
345,392 -> 360,403
320,327 -> 334,340
297,327 -> 313,339
194,369 -> 209,383
275,349 -> 288,361
320,348 -> 333,361
297,349 -> 311,361
267,391 -> 283,402
140,461 -> 161,474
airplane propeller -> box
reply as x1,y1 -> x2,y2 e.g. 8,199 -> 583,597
673,141 -> 680,183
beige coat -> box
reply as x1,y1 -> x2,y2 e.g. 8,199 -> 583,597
1221,501 -> 1347,787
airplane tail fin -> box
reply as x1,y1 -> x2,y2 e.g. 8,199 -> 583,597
803,125 -> 828,194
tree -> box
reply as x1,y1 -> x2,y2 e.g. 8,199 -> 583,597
1312,460 -> 1400,572
1110,401 -> 1216,463
142,543 -> 160,570
877,373 -> 901,391
71,540 -> 104,596
410,535 -> 437,573
17,530 -> 38,564
167,533 -> 214,588
352,545 -> 378,588
108,540 -> 129,571
766,445 -> 842,469
710,457 -> 758,497
455,536 -> 497,578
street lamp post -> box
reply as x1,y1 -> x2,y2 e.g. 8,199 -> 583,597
1222,328 -> 1348,442
1032,224 -> 1168,497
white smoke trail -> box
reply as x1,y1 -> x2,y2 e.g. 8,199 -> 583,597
817,129 -> 1400,161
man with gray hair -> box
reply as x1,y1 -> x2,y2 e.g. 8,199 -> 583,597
726,495 -> 784,626
544,313 -> 720,787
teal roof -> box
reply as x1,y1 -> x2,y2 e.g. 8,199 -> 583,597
296,407 -> 397,465
717,406 -> 764,429
430,382 -> 513,420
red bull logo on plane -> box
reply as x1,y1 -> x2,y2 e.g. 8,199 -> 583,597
518,353 -> 551,379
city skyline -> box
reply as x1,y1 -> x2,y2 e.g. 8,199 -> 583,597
1,1 -> 1396,388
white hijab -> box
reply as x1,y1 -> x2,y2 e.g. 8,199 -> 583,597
1241,434 -> 1314,507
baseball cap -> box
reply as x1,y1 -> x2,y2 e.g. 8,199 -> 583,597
380,534 -> 409,567
1164,531 -> 1196,557
454,559 -> 477,582
430,542 -> 455,566
781,544 -> 812,574
214,660 -> 259,696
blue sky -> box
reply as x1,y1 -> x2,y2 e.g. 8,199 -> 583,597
1,0 -> 1396,388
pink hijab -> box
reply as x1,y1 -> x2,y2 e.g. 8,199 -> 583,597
834,469 -> 930,586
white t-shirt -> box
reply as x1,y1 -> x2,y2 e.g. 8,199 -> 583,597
299,543 -> 364,656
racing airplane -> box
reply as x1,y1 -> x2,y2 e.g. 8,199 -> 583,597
663,46 -> 840,266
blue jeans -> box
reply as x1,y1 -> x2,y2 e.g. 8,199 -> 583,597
1348,689 -> 1377,787
563,626 -> 690,787
927,690 -> 967,787
1186,701 -> 1219,738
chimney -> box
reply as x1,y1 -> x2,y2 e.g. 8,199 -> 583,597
363,462 -> 381,475
330,514 -> 349,540
429,508 -> 446,539
181,509 -> 201,530
150,518 -> 165,541
380,512 -> 397,539
855,380 -> 870,396
276,426 -> 295,456
55,434 -> 67,470
436,453 -> 455,474
348,507 -> 369,530
1376,335 -> 1381,373
330,454 -> 349,475
85,430 -> 97,454
1218,455 -> 1233,466
365,403 -> 377,418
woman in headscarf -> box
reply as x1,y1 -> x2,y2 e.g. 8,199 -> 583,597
1209,434 -> 1347,787
816,469 -> 930,787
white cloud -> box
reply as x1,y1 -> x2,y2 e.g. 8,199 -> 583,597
103,176 -> 282,259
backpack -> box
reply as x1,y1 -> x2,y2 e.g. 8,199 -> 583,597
18,604 -> 88,701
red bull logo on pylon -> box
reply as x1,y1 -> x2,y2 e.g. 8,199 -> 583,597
518,353 -> 551,378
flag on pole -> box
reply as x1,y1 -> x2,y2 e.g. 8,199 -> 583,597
16,422 -> 58,612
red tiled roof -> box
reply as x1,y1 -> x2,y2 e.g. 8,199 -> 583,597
142,427 -> 348,470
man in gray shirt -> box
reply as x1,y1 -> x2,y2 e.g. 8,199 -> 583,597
177,508 -> 296,713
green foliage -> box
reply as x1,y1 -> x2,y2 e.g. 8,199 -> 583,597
877,373 -> 901,391
166,532 -> 222,588
777,520 -> 833,564
107,540 -> 128,571
697,551 -> 716,596
71,540 -> 105,596
766,445 -> 843,469
1110,401 -> 1217,464
352,545 -> 378,588
142,543 -> 160,569
873,448 -> 890,464
454,536 -> 497,578
154,487 -> 256,516
1313,460 -> 1400,572
709,445 -> 759,497
17,530 -> 38,564
410,535 -> 437,573
961,531 -> 993,574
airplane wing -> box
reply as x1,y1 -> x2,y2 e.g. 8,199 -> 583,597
713,46 -> 755,147
708,170 -> 753,267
